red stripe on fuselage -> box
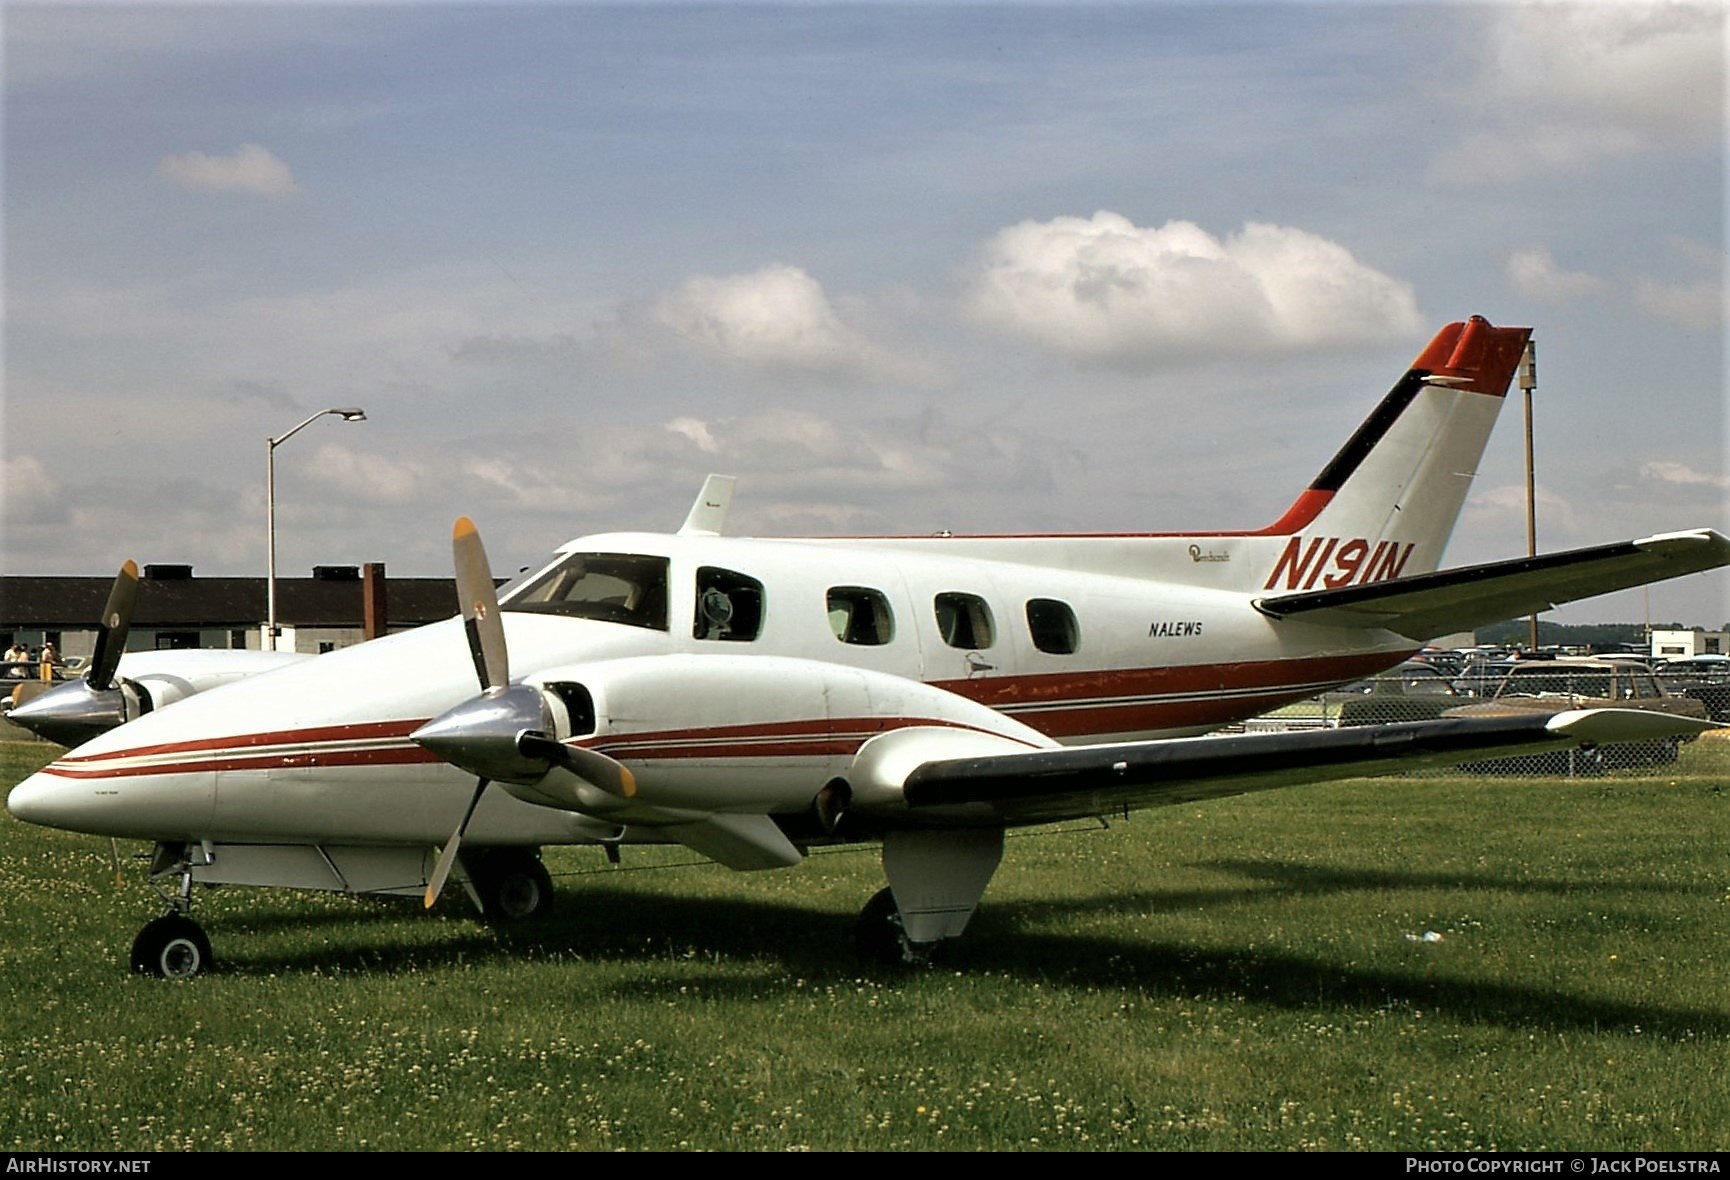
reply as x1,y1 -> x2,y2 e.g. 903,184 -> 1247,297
40,652 -> 1411,777
40,744 -> 443,780
48,719 -> 426,766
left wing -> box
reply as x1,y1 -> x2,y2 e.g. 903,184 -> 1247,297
1255,529 -> 1730,640
898,710 -> 1715,825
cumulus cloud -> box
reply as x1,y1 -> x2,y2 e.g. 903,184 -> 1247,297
157,143 -> 299,198
1,455 -> 69,528
1634,276 -> 1724,331
1506,246 -> 1609,304
967,211 -> 1421,368
652,264 -> 891,378
303,443 -> 436,506
1641,461 -> 1730,491
1433,4 -> 1723,183
1467,482 -> 1580,535
656,409 -> 951,492
665,417 -> 720,453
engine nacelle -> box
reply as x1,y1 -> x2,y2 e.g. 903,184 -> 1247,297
519,654 -> 1055,816
845,726 -> 1049,816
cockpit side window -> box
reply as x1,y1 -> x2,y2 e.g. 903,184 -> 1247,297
694,567 -> 765,641
828,587 -> 895,646
505,553 -> 670,631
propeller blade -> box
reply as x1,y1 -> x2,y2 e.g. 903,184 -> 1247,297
87,561 -> 140,691
518,732 -> 637,799
453,517 -> 508,693
424,776 -> 491,908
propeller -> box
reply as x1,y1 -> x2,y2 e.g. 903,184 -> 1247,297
89,560 -> 141,691
413,517 -> 639,906
9,561 -> 140,745
420,518 -> 510,908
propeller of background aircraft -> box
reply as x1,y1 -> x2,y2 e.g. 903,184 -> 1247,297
8,561 -> 141,745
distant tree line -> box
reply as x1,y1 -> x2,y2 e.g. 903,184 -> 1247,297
1473,620 -> 1702,650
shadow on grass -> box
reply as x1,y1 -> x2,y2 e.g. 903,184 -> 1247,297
203,876 -> 1729,1041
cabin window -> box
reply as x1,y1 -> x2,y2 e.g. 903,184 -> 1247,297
934,592 -> 994,650
1026,598 -> 1080,655
506,553 -> 670,631
828,587 -> 895,646
694,567 -> 765,641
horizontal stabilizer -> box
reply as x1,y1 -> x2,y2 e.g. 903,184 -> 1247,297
901,711 -> 1718,825
1254,529 -> 1730,640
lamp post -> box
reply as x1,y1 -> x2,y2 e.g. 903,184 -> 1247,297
1519,342 -> 1538,653
266,407 -> 367,652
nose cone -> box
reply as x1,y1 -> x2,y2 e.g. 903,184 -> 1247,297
8,748 -> 218,839
5,770 -> 60,827
8,680 -> 126,747
412,685 -> 550,786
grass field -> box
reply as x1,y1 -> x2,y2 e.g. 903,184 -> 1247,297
2,737 -> 1726,1151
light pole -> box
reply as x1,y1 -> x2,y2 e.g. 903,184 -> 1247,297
1519,342 -> 1538,653
266,407 -> 367,652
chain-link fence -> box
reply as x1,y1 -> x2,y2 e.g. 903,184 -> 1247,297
1239,658 -> 1709,776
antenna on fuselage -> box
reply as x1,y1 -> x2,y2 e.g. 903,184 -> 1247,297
678,474 -> 737,537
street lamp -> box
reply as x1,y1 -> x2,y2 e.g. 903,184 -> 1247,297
266,407 -> 367,652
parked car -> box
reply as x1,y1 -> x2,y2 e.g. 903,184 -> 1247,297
1445,655 -> 1708,773
1243,660 -> 1461,732
1335,661 -> 1462,727
1656,654 -> 1730,722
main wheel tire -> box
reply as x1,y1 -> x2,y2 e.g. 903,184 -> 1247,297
474,849 -> 554,923
854,887 -> 936,967
130,915 -> 212,979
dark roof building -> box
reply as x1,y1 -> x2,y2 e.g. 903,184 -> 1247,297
2,564 -> 459,656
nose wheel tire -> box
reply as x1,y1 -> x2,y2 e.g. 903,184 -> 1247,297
130,915 -> 213,979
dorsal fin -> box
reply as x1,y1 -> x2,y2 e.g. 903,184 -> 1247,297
678,474 -> 736,536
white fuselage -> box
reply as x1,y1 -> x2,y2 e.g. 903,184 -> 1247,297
10,529 -> 1416,847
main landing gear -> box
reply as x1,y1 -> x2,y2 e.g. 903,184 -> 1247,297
855,887 -> 938,967
854,828 -> 1007,968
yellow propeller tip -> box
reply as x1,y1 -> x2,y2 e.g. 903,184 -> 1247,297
120,560 -> 139,578
453,516 -> 477,539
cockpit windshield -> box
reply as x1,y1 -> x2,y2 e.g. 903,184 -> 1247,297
502,552 -> 670,631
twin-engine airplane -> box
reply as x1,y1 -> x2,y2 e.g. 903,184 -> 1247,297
8,317 -> 1727,977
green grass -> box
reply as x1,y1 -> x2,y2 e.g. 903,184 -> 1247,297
2,738 -> 1726,1150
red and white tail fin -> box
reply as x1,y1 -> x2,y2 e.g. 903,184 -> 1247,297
1256,316 -> 1531,592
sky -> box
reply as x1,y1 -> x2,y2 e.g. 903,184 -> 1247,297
3,1 -> 1725,627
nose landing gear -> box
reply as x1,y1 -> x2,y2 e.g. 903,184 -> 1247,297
131,843 -> 212,979
131,913 -> 212,979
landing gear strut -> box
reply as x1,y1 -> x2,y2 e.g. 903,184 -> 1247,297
132,843 -> 212,979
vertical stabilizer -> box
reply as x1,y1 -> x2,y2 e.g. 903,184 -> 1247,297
1257,316 -> 1530,593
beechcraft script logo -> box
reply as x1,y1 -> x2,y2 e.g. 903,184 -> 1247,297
1263,535 -> 1414,592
